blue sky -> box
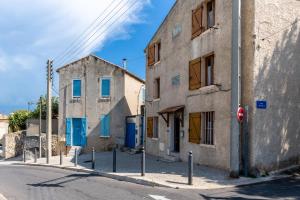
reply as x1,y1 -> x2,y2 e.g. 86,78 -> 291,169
0,0 -> 175,114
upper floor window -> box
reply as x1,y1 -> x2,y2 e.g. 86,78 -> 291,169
207,0 -> 215,28
192,5 -> 203,39
154,77 -> 160,99
192,0 -> 215,39
100,77 -> 111,98
189,58 -> 201,90
205,54 -> 214,86
147,41 -> 161,66
72,79 -> 81,98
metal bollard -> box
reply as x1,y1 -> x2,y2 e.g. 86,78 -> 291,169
188,151 -> 193,185
23,148 -> 26,163
141,147 -> 145,176
34,148 -> 37,163
113,148 -> 116,172
92,147 -> 95,169
60,148 -> 63,166
74,148 -> 78,167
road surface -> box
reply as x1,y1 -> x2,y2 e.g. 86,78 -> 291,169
0,165 -> 299,200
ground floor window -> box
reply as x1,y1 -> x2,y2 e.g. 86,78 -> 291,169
203,111 -> 214,145
189,111 -> 215,145
147,117 -> 159,138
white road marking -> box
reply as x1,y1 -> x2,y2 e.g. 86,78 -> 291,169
0,193 -> 7,200
149,194 -> 171,200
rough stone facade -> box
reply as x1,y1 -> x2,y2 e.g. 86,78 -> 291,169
57,55 -> 145,153
145,0 -> 300,173
2,131 -> 59,159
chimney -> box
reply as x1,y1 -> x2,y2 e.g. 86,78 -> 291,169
122,58 -> 127,70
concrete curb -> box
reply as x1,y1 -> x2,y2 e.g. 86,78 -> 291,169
14,162 -> 169,188
7,162 -> 294,190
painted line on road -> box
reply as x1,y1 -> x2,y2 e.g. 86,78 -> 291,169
0,193 -> 7,200
149,194 -> 171,200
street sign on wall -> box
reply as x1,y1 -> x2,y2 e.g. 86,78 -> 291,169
256,100 -> 267,109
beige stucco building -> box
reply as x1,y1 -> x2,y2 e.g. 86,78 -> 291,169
57,55 -> 145,152
145,0 -> 300,175
0,114 -> 9,143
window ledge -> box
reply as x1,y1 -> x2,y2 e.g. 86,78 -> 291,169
99,136 -> 111,139
153,98 -> 160,102
98,97 -> 111,103
199,85 -> 219,94
200,144 -> 216,149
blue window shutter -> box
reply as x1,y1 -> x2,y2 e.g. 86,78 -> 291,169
101,79 -> 110,97
100,114 -> 110,137
81,118 -> 87,146
73,80 -> 81,97
66,118 -> 72,146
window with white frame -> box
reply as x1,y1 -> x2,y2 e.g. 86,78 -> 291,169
100,77 -> 111,98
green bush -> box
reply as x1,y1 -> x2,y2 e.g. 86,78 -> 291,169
9,110 -> 31,132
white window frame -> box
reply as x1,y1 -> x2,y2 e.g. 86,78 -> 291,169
100,76 -> 112,99
72,79 -> 82,98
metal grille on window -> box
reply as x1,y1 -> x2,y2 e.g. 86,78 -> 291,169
203,112 -> 214,145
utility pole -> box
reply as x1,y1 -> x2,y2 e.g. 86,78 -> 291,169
39,96 -> 42,158
46,59 -> 53,164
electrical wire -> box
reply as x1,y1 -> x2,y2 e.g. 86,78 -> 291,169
54,0 -> 132,67
53,0 -> 120,62
57,0 -> 139,67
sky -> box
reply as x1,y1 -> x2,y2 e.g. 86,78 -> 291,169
0,0 -> 176,114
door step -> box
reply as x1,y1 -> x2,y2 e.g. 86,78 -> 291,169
67,146 -> 82,157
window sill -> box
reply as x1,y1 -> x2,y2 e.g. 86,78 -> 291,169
188,85 -> 219,97
153,98 -> 160,102
100,136 -> 111,139
147,137 -> 159,141
200,144 -> 216,149
192,27 -> 216,40
98,97 -> 111,103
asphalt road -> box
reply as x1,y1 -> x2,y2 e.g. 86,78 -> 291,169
0,165 -> 299,200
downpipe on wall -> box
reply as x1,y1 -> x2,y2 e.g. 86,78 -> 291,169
230,0 -> 242,178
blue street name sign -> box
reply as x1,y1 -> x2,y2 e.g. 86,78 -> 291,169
256,100 -> 267,109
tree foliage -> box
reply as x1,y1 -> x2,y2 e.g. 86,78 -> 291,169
8,96 -> 59,133
30,96 -> 59,119
8,110 -> 31,132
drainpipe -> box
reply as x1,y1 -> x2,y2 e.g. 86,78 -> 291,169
230,0 -> 242,178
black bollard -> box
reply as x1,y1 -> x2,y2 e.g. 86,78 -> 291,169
60,148 -> 63,166
92,147 -> 95,169
75,148 -> 78,167
141,147 -> 145,176
23,148 -> 26,163
113,148 -> 116,172
34,148 -> 37,163
188,151 -> 193,185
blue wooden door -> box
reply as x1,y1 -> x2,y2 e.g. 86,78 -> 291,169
72,118 -> 82,146
126,123 -> 136,148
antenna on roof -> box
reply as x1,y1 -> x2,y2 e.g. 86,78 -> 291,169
122,58 -> 127,70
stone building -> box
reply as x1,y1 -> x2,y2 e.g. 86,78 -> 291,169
57,55 -> 145,152
0,114 -> 9,143
145,0 -> 300,175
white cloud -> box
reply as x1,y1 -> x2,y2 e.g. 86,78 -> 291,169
0,0 -> 149,113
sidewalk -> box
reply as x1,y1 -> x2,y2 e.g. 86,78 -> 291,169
14,151 -> 289,189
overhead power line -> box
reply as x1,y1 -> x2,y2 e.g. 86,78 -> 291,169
56,0 -> 139,67
53,0 -> 120,63
54,0 -> 131,67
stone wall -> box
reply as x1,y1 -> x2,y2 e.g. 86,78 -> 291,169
2,131 -> 26,159
3,131 -> 59,159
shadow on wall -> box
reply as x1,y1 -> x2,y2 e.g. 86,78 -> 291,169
253,20 -> 300,171
84,96 -> 132,153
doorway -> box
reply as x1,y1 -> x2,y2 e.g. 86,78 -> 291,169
173,116 -> 180,152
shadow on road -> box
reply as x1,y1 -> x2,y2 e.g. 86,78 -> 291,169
27,173 -> 99,188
